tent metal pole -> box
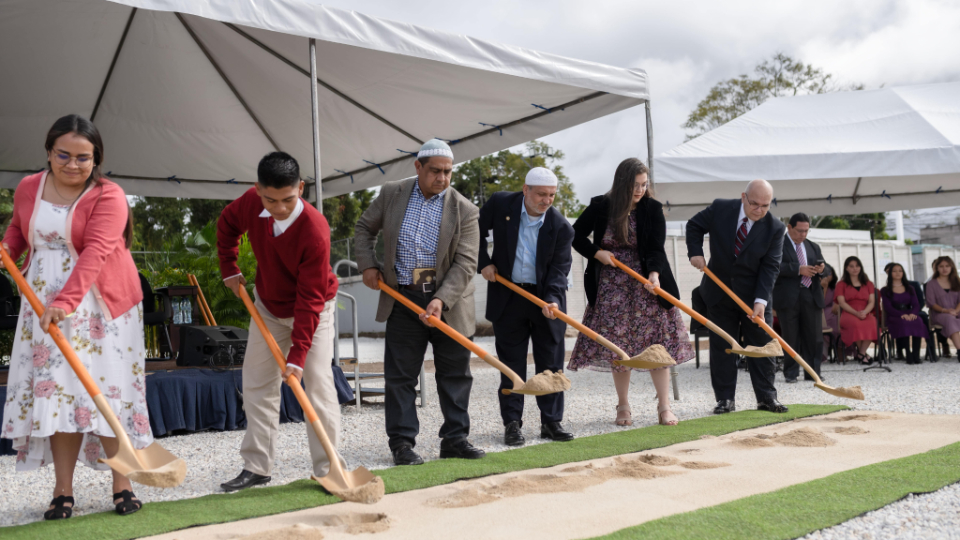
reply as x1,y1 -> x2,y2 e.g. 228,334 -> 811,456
309,38 -> 322,210
645,100 -> 655,190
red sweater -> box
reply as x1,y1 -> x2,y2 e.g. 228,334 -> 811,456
217,188 -> 338,369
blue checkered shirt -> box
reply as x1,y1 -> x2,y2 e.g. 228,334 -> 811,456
395,181 -> 445,285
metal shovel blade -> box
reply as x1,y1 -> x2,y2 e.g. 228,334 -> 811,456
815,382 -> 865,401
311,466 -> 384,504
101,442 -> 188,488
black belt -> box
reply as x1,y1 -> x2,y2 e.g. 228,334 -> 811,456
516,283 -> 537,291
402,283 -> 435,293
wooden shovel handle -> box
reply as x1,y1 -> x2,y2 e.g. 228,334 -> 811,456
609,256 -> 740,347
701,267 -> 821,383
493,274 -> 629,360
187,274 -> 213,326
377,281 -> 525,388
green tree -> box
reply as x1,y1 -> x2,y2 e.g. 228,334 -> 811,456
451,140 -> 585,217
812,213 -> 890,239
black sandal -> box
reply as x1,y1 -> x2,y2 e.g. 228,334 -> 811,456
43,495 -> 74,520
113,490 -> 142,516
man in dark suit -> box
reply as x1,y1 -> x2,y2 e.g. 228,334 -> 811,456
686,179 -> 788,414
773,213 -> 825,383
478,167 -> 575,446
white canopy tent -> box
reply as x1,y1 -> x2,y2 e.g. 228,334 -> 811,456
0,0 -> 652,203
654,82 -> 960,221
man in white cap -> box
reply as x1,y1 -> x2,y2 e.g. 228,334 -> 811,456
355,138 -> 484,465
478,167 -> 575,446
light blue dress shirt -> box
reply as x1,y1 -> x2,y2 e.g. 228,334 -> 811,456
511,203 -> 545,284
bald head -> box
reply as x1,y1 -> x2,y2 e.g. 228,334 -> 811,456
741,179 -> 773,221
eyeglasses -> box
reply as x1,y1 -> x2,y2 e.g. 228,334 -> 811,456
52,153 -> 93,167
745,197 -> 770,210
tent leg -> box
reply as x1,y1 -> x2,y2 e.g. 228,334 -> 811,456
309,38 -> 322,210
645,100 -> 654,189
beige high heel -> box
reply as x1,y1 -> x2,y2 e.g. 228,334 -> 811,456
615,405 -> 633,426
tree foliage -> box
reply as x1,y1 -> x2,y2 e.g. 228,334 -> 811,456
812,213 -> 890,239
451,140 -> 585,217
683,52 -> 863,140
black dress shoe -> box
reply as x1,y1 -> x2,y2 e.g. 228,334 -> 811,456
504,421 -> 525,447
391,444 -> 424,466
439,438 -> 486,459
785,377 -> 798,384
757,399 -> 789,413
221,470 -> 271,492
540,422 -> 574,442
713,399 -> 736,414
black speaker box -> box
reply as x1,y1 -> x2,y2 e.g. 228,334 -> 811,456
176,325 -> 249,368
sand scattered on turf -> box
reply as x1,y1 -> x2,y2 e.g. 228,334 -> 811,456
242,523 -> 324,540
828,414 -> 892,422
833,426 -> 868,435
771,427 -> 836,447
520,370 -> 571,393
680,461 -> 731,470
637,454 -> 680,467
427,456 -> 679,508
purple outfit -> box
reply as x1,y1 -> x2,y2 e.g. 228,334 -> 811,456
881,287 -> 927,339
926,281 -> 960,338
567,212 -> 694,373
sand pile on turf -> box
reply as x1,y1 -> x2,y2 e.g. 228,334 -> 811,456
833,426 -> 868,435
771,427 -> 836,447
637,454 -> 680,467
680,461 -> 731,470
731,436 -> 776,448
829,414 -> 891,422
520,370 -> 571,393
242,523 -> 324,540
428,456 -> 679,508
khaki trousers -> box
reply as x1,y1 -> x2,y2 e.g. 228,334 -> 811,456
240,295 -> 344,477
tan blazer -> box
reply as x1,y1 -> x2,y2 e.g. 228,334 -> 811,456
354,178 -> 480,336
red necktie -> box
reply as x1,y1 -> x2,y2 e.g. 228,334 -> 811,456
733,217 -> 748,257
797,242 -> 812,287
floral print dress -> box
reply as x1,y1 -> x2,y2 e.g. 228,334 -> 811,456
2,200 -> 152,471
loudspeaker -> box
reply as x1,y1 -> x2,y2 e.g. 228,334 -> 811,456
177,325 -> 249,368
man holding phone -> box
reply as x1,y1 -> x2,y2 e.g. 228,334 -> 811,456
773,213 -> 826,382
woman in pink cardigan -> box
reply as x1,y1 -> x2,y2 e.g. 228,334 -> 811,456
1,115 -> 150,519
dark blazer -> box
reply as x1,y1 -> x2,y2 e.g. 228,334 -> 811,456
572,195 -> 678,310
773,236 -> 825,310
477,191 -> 574,323
686,198 -> 785,308
908,280 -> 926,311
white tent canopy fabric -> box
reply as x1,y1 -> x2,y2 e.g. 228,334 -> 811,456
654,82 -> 960,221
0,0 -> 649,200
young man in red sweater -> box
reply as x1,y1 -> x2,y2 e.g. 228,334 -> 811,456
216,152 -> 344,492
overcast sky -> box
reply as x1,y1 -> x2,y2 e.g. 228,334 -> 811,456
313,0 -> 960,208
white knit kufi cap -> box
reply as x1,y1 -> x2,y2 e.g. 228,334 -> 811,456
525,167 -> 558,187
417,138 -> 454,160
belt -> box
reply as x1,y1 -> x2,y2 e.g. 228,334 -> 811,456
402,283 -> 435,293
516,283 -> 537,291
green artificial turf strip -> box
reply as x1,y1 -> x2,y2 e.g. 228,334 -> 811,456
1,404 -> 844,540
591,441 -> 960,540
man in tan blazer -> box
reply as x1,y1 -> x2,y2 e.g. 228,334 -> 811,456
355,138 -> 483,466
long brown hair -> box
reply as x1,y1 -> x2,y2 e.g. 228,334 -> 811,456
45,115 -> 134,249
840,256 -> 871,287
883,263 -> 907,293
606,158 -> 651,245
932,256 -> 960,291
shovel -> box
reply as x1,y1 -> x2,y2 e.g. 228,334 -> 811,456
701,267 -> 865,401
378,280 -> 569,396
0,245 -> 187,487
610,256 -> 782,358
493,274 -> 674,369
238,287 -> 383,503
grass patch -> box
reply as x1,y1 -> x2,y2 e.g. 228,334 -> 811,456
591,441 -> 960,540
1,404 -> 844,540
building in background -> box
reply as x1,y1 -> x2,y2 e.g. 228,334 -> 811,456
920,224 -> 960,249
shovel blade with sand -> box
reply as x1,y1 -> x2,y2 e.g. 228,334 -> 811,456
239,288 -> 384,504
702,267 -> 865,401
493,274 -> 674,370
608,256 -> 781,359
379,281 -> 569,396
0,245 -> 187,488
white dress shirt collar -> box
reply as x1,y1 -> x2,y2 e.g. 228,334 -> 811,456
259,198 -> 304,236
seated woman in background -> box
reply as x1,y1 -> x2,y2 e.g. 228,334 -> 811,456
881,263 -> 927,364
821,264 -> 840,361
926,256 -> 960,353
835,256 -> 878,365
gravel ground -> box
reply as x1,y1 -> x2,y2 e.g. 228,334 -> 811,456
1,347 -> 958,535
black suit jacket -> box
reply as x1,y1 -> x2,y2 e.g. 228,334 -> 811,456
773,236 -> 825,310
686,198 -> 785,308
572,195 -> 679,310
477,191 -> 574,323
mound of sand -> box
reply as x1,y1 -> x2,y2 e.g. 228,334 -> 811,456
833,426 -> 868,435
771,427 -> 836,447
730,437 -> 775,448
243,524 -> 324,540
520,370 -> 571,393
317,513 -> 392,535
680,461 -> 731,470
637,454 -> 680,467
829,414 -> 892,422
560,464 -> 595,473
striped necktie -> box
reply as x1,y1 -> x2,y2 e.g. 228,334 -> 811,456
797,242 -> 812,287
733,217 -> 748,257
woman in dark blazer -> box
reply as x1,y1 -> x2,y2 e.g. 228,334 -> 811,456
567,158 -> 694,426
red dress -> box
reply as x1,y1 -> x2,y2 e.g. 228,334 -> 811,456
835,281 -> 878,345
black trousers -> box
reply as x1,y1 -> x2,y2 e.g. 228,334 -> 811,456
384,289 -> 472,451
896,336 -> 922,360
708,295 -> 778,403
492,289 -> 566,425
779,286 -> 823,380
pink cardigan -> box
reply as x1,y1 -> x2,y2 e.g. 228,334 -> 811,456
3,172 -> 142,321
